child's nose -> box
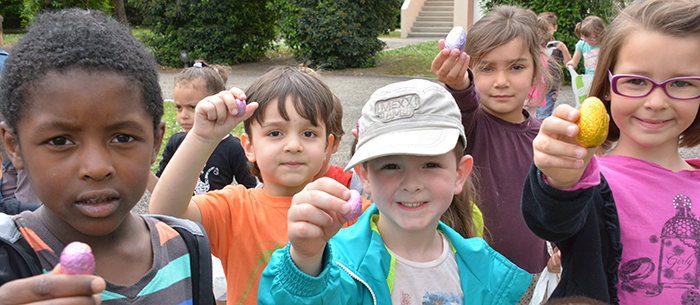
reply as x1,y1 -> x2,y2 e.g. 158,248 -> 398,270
79,144 -> 115,181
494,70 -> 509,88
643,87 -> 670,111
283,135 -> 303,153
401,171 -> 424,193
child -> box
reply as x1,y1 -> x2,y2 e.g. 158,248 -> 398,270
0,14 -> 7,73
430,5 -> 550,275
154,60 -> 257,192
0,9 -> 213,304
565,15 -> 605,75
149,66 -> 371,304
522,0 -> 700,303
258,79 -> 532,304
536,12 -> 570,120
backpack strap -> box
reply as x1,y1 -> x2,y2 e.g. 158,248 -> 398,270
146,215 -> 214,305
0,212 -> 42,286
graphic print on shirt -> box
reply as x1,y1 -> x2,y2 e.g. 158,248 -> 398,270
619,194 -> 700,301
194,166 -> 219,195
234,241 -> 284,304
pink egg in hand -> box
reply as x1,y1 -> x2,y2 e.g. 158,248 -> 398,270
60,241 -> 95,275
444,26 -> 466,53
235,99 -> 246,117
342,190 -> 363,222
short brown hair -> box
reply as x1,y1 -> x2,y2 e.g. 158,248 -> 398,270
243,66 -> 335,181
538,12 -> 557,28
589,0 -> 700,151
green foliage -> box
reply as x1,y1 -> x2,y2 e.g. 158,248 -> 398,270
482,0 -> 626,82
132,0 -> 277,67
1,0 -> 25,29
21,0 -> 113,24
273,0 -> 403,69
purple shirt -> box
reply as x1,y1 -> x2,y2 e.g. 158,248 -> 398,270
448,77 -> 548,273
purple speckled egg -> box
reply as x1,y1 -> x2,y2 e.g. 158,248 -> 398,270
60,241 -> 95,275
444,26 -> 466,52
342,190 -> 363,222
235,99 -> 246,117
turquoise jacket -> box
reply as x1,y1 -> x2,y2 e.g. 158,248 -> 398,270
258,205 -> 532,304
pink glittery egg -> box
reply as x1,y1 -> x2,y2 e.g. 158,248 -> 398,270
444,26 -> 466,52
235,99 -> 246,117
60,241 -> 95,275
342,190 -> 363,222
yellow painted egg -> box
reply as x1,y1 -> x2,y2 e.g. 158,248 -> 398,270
576,97 -> 609,148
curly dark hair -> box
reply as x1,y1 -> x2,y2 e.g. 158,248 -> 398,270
0,9 -> 163,133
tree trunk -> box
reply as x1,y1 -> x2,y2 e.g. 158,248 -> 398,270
113,0 -> 128,26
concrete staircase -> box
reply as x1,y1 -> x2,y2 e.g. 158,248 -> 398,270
407,0 -> 454,38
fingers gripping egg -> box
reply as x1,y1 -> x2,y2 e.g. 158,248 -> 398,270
342,190 -> 363,222
60,241 -> 95,275
444,26 -> 466,53
576,97 -> 609,148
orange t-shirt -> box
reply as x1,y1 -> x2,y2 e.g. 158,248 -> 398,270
194,185 -> 371,304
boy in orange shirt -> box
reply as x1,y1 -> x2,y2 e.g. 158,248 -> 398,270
150,66 -> 370,304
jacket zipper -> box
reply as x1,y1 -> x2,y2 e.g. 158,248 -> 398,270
335,261 -> 377,305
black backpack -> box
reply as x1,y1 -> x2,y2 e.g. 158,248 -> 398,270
0,211 -> 215,305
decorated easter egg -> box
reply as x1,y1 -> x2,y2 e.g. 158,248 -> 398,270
576,96 -> 609,148
235,99 -> 246,117
60,241 -> 95,275
444,26 -> 466,52
342,190 -> 363,222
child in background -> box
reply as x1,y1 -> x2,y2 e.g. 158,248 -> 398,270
154,60 -> 257,192
431,5 -> 550,276
566,15 -> 605,75
0,9 -> 213,304
149,66 -> 371,304
0,15 -> 8,73
259,79 -> 531,304
522,0 -> 700,303
536,12 -> 570,120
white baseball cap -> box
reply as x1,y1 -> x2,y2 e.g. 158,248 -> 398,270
345,79 -> 466,171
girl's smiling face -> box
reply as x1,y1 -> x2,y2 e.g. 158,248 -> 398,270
610,30 -> 700,155
2,70 -> 163,238
359,152 -> 472,235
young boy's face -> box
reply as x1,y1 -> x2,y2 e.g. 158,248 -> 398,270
1,70 -> 164,237
242,97 -> 331,197
358,152 -> 471,233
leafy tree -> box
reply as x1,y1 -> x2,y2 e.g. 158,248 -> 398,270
273,0 -> 402,69
22,0 -> 113,24
132,0 -> 277,67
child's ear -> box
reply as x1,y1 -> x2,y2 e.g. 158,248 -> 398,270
356,164 -> 371,196
151,121 -> 166,164
1,122 -> 24,169
454,155 -> 473,195
330,136 -> 341,154
240,133 -> 256,162
325,134 -> 335,153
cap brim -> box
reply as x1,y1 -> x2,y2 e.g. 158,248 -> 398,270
344,128 -> 461,171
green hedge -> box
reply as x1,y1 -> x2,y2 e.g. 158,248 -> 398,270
273,0 -> 402,69
132,0 -> 277,67
21,0 -> 113,24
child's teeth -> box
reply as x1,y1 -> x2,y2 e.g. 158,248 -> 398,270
400,202 -> 422,208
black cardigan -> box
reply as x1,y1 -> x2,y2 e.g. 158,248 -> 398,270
522,163 -> 622,304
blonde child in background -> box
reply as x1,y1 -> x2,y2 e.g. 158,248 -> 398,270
153,60 -> 257,192
0,9 -> 213,304
149,66 -> 371,304
566,15 -> 605,75
259,79 -> 531,304
522,0 -> 700,303
431,5 -> 550,280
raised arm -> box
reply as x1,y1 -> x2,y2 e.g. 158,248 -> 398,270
431,39 -> 471,91
149,88 -> 257,222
